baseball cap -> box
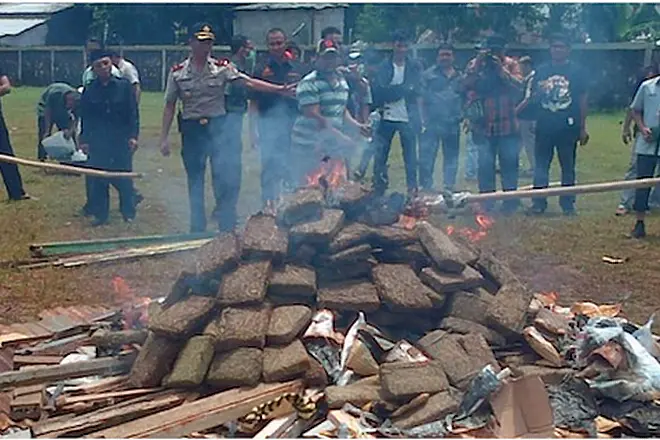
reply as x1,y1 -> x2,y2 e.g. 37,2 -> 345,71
89,49 -> 112,63
190,23 -> 215,42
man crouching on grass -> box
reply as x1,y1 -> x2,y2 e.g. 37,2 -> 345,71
629,73 -> 660,238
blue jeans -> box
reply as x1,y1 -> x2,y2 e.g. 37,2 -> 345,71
419,127 -> 460,192
464,131 -> 478,180
373,120 -> 418,195
258,110 -> 294,204
532,127 -> 578,212
476,134 -> 520,212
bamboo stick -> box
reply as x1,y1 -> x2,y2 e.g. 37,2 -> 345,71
0,154 -> 143,179
463,177 -> 660,204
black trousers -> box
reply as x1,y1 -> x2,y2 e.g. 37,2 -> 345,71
532,127 -> 579,211
634,154 -> 660,213
87,142 -> 135,222
373,120 -> 418,194
0,113 -> 26,200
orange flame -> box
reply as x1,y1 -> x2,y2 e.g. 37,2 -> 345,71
446,214 -> 494,243
395,214 -> 418,231
111,276 -> 151,329
306,159 -> 348,189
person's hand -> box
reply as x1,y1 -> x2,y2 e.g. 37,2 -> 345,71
79,143 -> 89,154
159,138 -> 170,157
622,128 -> 632,145
279,83 -> 297,98
640,125 -> 653,142
358,123 -> 371,138
462,120 -> 470,134
62,129 -> 71,140
579,128 -> 590,146
128,138 -> 138,153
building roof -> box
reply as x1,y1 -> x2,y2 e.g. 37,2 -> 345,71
0,3 -> 73,16
0,17 -> 47,38
234,3 -> 348,11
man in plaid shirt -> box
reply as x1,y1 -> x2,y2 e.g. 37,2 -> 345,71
464,36 -> 523,213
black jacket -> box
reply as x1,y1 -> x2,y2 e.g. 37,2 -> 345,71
371,56 -> 423,131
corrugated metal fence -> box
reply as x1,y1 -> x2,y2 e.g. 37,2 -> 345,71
0,42 -> 655,108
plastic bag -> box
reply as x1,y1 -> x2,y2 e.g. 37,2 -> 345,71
633,313 -> 660,361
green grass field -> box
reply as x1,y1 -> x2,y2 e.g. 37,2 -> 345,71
0,87 -> 658,327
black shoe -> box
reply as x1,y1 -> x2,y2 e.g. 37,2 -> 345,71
91,218 -> 108,227
526,205 -> 546,216
631,221 -> 646,239
134,193 -> 144,208
123,215 -> 135,224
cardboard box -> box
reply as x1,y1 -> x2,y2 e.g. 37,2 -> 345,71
489,375 -> 554,438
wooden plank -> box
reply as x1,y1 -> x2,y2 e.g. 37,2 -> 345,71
34,391 -> 188,438
253,414 -> 298,439
0,354 -> 135,390
89,380 -> 303,439
56,388 -> 160,407
15,334 -> 90,356
65,376 -> 128,395
14,355 -> 64,366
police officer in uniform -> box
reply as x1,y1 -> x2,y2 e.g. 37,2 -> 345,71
159,23 -> 294,233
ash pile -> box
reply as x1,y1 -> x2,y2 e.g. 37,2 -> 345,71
2,182 -> 660,438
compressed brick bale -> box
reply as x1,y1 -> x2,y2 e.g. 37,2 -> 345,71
162,271 -> 195,308
417,222 -> 469,274
372,264 -> 435,310
267,294 -> 316,307
373,243 -> 431,270
193,233 -> 240,279
268,265 -> 316,297
369,225 -> 417,249
333,180 -> 373,215
290,209 -> 345,246
474,250 -> 522,293
367,309 -> 437,333
276,187 -> 324,226
328,222 -> 374,253
217,260 -> 271,306
417,332 -> 486,389
262,340 -> 310,383
392,391 -> 461,429
128,332 -> 183,388
316,260 -> 374,284
304,355 -> 329,388
164,335 -> 215,388
446,288 -> 493,325
486,282 -> 532,336
380,361 -> 449,399
242,214 -> 289,262
288,243 -> 317,265
419,266 -> 484,294
267,305 -> 313,345
325,376 -> 386,409
317,280 -> 380,312
458,333 -> 499,372
206,348 -> 263,389
204,305 -> 270,351
148,296 -> 216,338
438,316 -> 507,346
322,244 -> 373,265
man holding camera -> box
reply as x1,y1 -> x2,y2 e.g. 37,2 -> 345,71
464,35 -> 523,213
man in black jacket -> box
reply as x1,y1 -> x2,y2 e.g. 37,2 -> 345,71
79,50 -> 139,227
371,30 -> 423,198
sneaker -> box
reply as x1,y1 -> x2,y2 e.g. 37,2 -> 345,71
615,205 -> 628,216
630,221 -> 646,239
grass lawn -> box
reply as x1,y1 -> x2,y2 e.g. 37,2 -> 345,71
0,87 -> 658,327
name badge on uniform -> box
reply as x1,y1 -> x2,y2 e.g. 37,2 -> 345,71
567,117 -> 574,126
184,91 -> 192,98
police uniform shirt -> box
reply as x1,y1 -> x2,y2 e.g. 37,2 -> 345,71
164,57 -> 240,120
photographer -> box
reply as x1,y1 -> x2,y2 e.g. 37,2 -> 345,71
464,35 -> 523,214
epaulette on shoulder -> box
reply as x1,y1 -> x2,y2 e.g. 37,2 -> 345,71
215,58 -> 230,67
171,63 -> 184,72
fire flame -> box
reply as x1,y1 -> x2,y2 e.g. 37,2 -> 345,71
306,158 -> 348,189
446,214 -> 495,243
111,276 -> 151,329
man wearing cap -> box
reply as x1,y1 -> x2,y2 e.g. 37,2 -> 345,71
159,23 -> 295,233
371,30 -> 424,199
79,50 -> 138,227
35,82 -> 80,161
249,28 -> 306,209
290,39 -> 370,185
528,33 -> 589,216
464,35 -> 524,214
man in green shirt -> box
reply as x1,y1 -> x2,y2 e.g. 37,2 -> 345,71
36,82 -> 80,161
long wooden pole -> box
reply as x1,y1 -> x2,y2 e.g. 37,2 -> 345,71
0,154 -> 143,179
464,177 -> 660,203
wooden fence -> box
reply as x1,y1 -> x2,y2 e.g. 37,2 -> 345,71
0,42 -> 656,109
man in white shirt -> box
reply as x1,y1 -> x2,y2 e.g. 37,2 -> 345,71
110,51 -> 141,104
370,30 -> 423,198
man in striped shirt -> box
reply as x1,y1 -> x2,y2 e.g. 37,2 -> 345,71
290,39 -> 370,187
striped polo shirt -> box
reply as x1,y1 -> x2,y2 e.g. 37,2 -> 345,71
291,70 -> 350,150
